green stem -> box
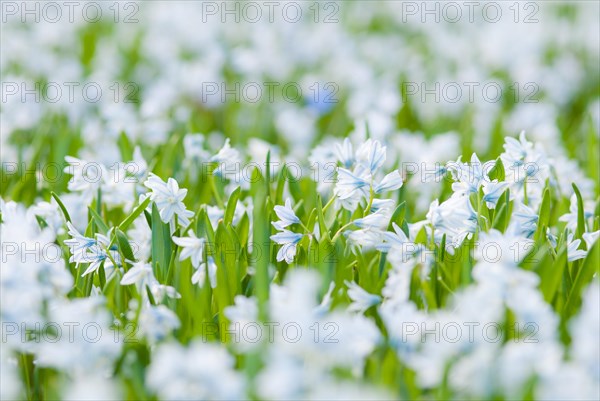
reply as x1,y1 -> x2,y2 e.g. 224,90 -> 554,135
322,195 -> 336,213
299,221 -> 312,234
331,221 -> 355,242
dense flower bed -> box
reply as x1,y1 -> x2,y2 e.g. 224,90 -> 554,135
1,2 -> 599,400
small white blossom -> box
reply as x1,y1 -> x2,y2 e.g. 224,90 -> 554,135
144,174 -> 194,226
345,281 -> 381,314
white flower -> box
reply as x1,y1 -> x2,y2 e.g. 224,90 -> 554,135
192,257 -> 218,288
272,198 -> 300,230
482,180 -> 509,209
449,153 -> 487,196
346,229 -> 385,251
374,170 -> 403,194
583,230 -> 599,249
334,137 -> 355,168
137,304 -> 180,343
335,167 -> 370,201
64,223 -> 119,277
356,138 -> 386,174
64,222 -> 96,257
120,261 -> 154,286
427,195 -> 477,248
120,262 -> 179,303
377,222 -> 411,253
567,234 -> 587,262
150,283 -> 181,303
559,194 -> 595,232
144,174 -> 193,226
270,229 -> 303,263
353,210 -> 390,230
224,295 -> 259,325
183,133 -> 209,161
502,131 -> 533,168
508,202 -> 538,238
63,156 -> 104,198
172,231 -> 205,268
370,199 -> 396,213
345,281 -> 381,314
146,341 -> 245,400
210,138 -> 241,178
314,281 -> 337,316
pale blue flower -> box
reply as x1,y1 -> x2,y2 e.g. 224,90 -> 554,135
335,167 -> 370,201
356,138 -> 386,174
483,180 -> 509,208
567,234 -> 587,262
144,174 -> 194,226
121,261 -> 154,286
583,230 -> 599,249
272,198 -> 300,230
334,138 -> 355,168
377,223 -> 410,253
172,231 -> 205,268
374,171 -> 403,194
354,211 -> 390,230
345,280 -> 381,314
270,229 -> 304,263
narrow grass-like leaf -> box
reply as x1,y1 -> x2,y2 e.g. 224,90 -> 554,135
151,203 -> 172,281
251,168 -> 270,318
88,206 -> 109,234
118,131 -> 134,161
534,186 -> 551,242
119,197 -> 150,232
538,244 -> 566,303
315,194 -> 329,239
51,191 -> 72,223
565,240 -> 600,316
224,186 -> 241,226
572,183 -> 586,240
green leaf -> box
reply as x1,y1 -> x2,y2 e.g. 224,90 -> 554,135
118,131 -> 134,161
51,192 -> 72,223
151,203 -> 172,281
534,187 -> 551,242
538,244 -> 566,303
275,163 -> 288,205
237,212 -> 250,247
145,285 -> 156,305
223,186 -> 241,226
565,240 -> 600,316
251,169 -> 271,318
415,226 -> 427,245
116,228 -> 136,263
488,157 -> 505,181
88,206 -> 109,234
388,201 -> 406,231
265,150 -> 271,196
572,183 -> 586,240
98,261 -> 106,289
144,210 -> 152,229
213,223 -> 235,332
492,189 -> 511,232
313,195 -> 328,240
119,197 -> 151,232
